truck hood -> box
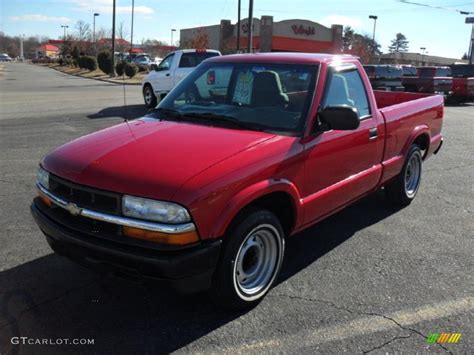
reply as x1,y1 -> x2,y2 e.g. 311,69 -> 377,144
42,117 -> 275,200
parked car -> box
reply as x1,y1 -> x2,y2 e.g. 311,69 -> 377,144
133,55 -> 153,66
142,49 -> 221,107
0,53 -> 13,62
363,65 -> 405,91
31,53 -> 443,309
403,66 -> 453,96
449,64 -> 474,103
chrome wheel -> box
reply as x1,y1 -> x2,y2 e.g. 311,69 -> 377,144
404,152 -> 422,198
233,224 -> 282,301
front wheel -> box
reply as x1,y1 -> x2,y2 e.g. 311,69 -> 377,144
210,209 -> 285,310
143,84 -> 157,108
385,145 -> 423,206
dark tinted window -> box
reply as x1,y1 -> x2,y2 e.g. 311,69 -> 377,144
178,52 -> 220,68
323,68 -> 371,118
451,65 -> 474,77
402,66 -> 417,76
374,66 -> 402,78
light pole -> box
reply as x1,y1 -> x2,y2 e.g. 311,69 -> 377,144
247,0 -> 254,53
93,13 -> 100,56
61,25 -> 69,58
111,0 -> 116,77
19,34 -> 24,60
369,15 -> 378,57
237,0 -> 241,52
420,47 -> 426,66
61,25 -> 69,40
171,29 -> 176,47
130,0 -> 135,55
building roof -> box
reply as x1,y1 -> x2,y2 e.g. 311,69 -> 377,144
379,52 -> 466,66
37,44 -> 59,51
97,38 -> 130,45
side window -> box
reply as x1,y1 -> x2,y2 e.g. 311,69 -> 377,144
158,54 -> 175,71
323,69 -> 371,118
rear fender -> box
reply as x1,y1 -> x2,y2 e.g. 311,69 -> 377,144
402,125 -> 430,158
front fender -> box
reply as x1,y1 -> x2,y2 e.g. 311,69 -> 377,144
209,179 -> 303,238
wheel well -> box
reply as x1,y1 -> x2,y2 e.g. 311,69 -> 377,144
413,134 -> 430,159
245,192 -> 296,235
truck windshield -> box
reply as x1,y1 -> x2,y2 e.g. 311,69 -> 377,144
156,63 -> 318,135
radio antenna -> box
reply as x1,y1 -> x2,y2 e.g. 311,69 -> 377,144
122,64 -> 128,122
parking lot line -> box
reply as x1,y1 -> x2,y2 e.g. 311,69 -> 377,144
222,296 -> 473,352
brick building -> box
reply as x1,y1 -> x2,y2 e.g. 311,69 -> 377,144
180,16 -> 343,54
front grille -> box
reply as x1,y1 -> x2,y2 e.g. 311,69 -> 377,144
43,203 -> 121,237
49,174 -> 121,215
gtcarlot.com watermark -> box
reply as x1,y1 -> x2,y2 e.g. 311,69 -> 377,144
11,337 -> 94,346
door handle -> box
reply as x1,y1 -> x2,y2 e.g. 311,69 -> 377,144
369,127 -> 378,140
166,73 -> 170,77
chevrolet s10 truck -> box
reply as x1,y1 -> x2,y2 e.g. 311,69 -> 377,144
32,53 -> 444,309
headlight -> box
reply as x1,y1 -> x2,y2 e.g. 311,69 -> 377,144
122,195 -> 191,224
37,166 -> 49,190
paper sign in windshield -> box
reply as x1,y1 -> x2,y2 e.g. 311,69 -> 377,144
233,71 -> 254,105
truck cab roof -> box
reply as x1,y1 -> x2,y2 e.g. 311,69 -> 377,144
206,52 -> 357,65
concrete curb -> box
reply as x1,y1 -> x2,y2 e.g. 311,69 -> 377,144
45,64 -> 142,86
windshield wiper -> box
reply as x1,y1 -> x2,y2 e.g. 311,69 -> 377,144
179,112 -> 266,131
151,107 -> 183,119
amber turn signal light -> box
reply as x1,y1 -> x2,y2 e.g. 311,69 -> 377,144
123,226 -> 199,245
38,191 -> 53,207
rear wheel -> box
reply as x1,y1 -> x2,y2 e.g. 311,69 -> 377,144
210,209 -> 285,310
385,144 -> 423,206
143,84 -> 157,108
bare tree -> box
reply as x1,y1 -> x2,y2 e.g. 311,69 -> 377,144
116,21 -> 129,54
75,20 -> 92,41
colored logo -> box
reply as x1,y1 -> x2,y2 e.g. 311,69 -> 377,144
426,333 -> 462,344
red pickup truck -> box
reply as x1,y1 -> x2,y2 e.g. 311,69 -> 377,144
450,64 -> 474,103
31,53 -> 443,309
402,66 -> 453,96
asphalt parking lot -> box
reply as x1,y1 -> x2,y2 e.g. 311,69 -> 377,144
0,63 -> 473,354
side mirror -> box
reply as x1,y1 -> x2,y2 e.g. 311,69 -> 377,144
150,64 -> 159,71
318,105 -> 360,131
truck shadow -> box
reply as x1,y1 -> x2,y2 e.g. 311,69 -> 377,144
0,190 -> 401,354
88,105 -> 148,120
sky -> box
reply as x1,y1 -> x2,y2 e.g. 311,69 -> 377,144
1,0 -> 473,59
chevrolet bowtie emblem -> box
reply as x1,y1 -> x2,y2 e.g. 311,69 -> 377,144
65,202 -> 82,216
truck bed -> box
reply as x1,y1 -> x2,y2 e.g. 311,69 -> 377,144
374,90 -> 434,108
375,90 -> 444,185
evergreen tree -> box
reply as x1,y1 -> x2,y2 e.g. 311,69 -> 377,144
388,33 -> 409,53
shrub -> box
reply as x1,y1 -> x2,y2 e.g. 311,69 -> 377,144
84,56 -> 98,71
76,56 -> 97,71
124,63 -> 138,78
97,51 -> 113,74
72,59 -> 78,67
136,64 -> 149,73
58,58 -> 64,66
115,60 -> 127,76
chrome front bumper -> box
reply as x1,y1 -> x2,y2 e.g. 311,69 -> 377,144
37,183 -> 196,234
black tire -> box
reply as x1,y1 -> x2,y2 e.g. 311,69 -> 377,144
385,144 -> 423,206
210,209 -> 285,310
143,84 -> 157,108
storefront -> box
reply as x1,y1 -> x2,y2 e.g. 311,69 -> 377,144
180,16 -> 343,54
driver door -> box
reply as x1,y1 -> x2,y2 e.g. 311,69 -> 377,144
152,53 -> 175,94
302,64 -> 384,224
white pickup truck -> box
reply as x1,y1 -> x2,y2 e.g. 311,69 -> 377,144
142,49 -> 221,107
